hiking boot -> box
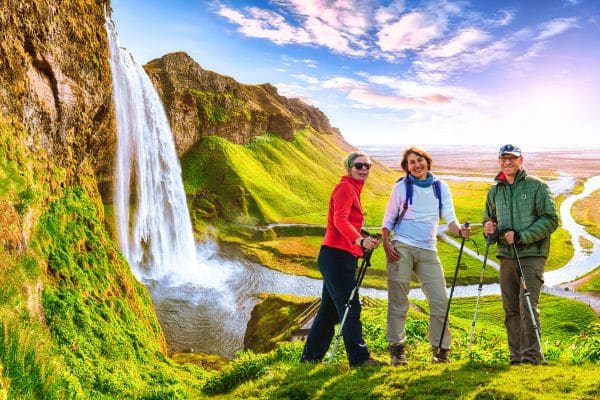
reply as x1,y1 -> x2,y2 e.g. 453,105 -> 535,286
353,357 -> 387,367
388,343 -> 408,366
432,347 -> 449,363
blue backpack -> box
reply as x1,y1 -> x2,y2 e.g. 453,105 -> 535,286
394,176 -> 443,226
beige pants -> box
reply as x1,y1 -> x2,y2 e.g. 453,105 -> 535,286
386,241 -> 451,349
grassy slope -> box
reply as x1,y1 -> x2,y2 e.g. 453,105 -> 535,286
181,129 -> 395,226
0,118 -> 206,398
202,293 -> 600,400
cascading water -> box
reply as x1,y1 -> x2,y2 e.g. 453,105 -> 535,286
107,17 -> 208,285
105,14 -> 242,356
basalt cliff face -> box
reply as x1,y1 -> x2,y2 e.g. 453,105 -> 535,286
0,0 -> 116,188
143,51 -> 344,155
0,0 -> 116,249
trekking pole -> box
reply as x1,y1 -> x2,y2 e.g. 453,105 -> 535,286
327,248 -> 372,363
467,235 -> 492,357
512,242 -> 545,362
435,222 -> 469,361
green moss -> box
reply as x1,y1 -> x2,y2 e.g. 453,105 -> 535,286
188,89 -> 250,123
244,294 -> 314,353
1,117 -> 207,398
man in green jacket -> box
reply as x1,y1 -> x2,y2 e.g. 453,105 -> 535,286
483,144 -> 558,365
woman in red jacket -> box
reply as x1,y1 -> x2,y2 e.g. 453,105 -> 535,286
300,151 -> 384,367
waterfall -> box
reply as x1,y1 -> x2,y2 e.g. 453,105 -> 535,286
106,16 -> 209,286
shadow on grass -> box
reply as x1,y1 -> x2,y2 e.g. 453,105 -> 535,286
268,362 -> 386,400
268,360 -> 512,400
401,362 -> 510,400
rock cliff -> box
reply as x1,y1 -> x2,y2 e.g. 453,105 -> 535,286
0,0 -> 116,190
144,51 -> 343,155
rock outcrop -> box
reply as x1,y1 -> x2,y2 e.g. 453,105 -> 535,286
144,52 -> 343,155
0,0 -> 116,195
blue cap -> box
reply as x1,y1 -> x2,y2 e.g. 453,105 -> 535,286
499,144 -> 521,157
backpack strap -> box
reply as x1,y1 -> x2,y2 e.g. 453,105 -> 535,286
394,177 -> 443,227
433,179 -> 442,219
393,177 -> 410,227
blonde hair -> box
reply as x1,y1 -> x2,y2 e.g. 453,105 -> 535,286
343,151 -> 370,171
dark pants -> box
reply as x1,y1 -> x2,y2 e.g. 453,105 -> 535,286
499,256 -> 545,364
301,246 -> 370,365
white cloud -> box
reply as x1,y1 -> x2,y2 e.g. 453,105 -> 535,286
374,0 -> 406,24
290,73 -> 320,85
488,9 -> 515,27
217,2 -> 369,56
422,28 -> 490,58
321,74 -> 457,110
377,11 -> 444,53
514,41 -> 548,62
217,6 -> 312,45
535,17 -> 578,41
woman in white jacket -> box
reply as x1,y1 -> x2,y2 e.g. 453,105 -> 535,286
381,146 -> 470,365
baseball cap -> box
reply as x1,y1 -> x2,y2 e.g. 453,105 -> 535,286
499,144 -> 521,157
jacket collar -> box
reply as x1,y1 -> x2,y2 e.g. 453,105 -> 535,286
495,168 -> 526,185
341,175 -> 365,192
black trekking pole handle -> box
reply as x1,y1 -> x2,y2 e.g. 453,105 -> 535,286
436,221 -> 470,358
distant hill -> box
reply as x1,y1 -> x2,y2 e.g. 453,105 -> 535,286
144,51 -> 347,156
144,51 -> 396,225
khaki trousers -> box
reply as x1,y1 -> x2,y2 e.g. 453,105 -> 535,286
386,241 -> 451,349
499,256 -> 545,364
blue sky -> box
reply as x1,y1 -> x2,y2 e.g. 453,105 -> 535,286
111,0 -> 600,148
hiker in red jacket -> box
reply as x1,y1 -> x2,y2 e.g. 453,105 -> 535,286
300,151 -> 384,367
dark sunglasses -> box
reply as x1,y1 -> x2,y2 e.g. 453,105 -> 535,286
353,162 -> 372,170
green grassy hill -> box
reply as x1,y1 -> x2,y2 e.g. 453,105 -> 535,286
181,129 -> 396,227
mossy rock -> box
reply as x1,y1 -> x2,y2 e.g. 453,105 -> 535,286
244,293 -> 315,353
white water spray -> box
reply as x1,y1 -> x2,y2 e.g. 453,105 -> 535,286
106,17 -> 217,286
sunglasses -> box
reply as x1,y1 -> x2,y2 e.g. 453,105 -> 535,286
353,162 -> 372,170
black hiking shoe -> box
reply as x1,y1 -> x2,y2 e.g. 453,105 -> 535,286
388,343 -> 408,366
432,347 -> 449,363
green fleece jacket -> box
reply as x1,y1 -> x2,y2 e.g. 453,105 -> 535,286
484,169 -> 558,259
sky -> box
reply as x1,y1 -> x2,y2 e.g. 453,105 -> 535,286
110,0 -> 600,149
